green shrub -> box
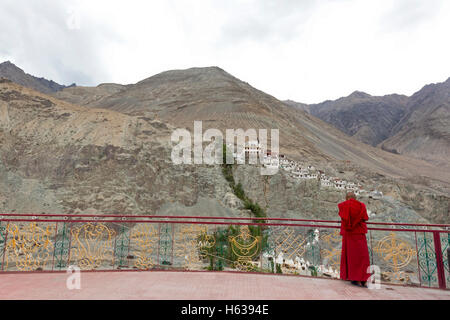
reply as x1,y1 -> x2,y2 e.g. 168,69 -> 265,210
276,263 -> 283,274
218,149 -> 271,267
309,266 -> 318,277
233,183 -> 246,200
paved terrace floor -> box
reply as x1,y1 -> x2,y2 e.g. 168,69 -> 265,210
0,271 -> 449,300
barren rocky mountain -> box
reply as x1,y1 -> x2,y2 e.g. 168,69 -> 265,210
54,67 -> 450,184
284,77 -> 450,167
380,78 -> 450,165
0,66 -> 449,224
52,66 -> 450,222
289,92 -> 408,146
0,79 -> 239,217
283,100 -> 311,114
0,61 -> 74,94
392,77 -> 450,134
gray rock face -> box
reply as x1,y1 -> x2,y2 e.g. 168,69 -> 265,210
0,70 -> 448,225
223,192 -> 242,209
0,61 -> 74,94
53,66 -> 450,188
393,78 -> 450,134
232,163 -> 448,224
381,78 -> 450,165
0,81 -> 237,218
284,77 -> 450,167
286,92 -> 408,146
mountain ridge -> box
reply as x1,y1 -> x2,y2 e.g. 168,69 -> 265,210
284,77 -> 450,165
0,61 -> 75,94
1,68 -> 449,224
53,66 -> 450,189
2,60 -> 448,167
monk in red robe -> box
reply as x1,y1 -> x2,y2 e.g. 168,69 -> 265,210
338,192 -> 371,287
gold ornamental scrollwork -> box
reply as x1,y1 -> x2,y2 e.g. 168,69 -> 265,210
69,223 -> 116,270
320,229 -> 342,269
374,232 -> 416,282
229,226 -> 260,271
174,225 -> 215,270
4,222 -> 55,271
273,227 -> 307,260
197,228 -> 215,259
130,224 -> 159,269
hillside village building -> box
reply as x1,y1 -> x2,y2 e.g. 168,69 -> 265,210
244,140 -> 261,157
320,176 -> 333,188
232,149 -> 370,195
262,154 -> 279,169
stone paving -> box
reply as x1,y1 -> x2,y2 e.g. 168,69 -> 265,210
0,271 -> 449,300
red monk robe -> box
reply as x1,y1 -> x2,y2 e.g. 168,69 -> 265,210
338,198 -> 371,282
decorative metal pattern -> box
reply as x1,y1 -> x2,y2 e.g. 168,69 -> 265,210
69,223 -> 115,270
320,230 -> 342,269
229,226 -> 260,271
214,228 -> 227,271
53,222 -> 70,270
4,222 -> 55,271
0,222 -> 6,270
262,227 -> 276,273
442,233 -> 450,284
417,232 -> 438,286
114,224 -> 130,269
0,215 -> 447,290
374,232 -> 416,283
272,227 -> 307,260
304,230 -> 321,268
129,224 -> 158,269
174,224 -> 215,270
158,223 -> 173,266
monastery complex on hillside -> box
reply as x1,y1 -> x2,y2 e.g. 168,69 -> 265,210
230,140 -> 383,199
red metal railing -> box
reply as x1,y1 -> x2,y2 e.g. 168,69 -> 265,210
0,214 -> 449,290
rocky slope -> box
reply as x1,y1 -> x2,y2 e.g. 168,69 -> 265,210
0,79 -> 240,217
0,67 -> 448,224
284,77 -> 450,167
380,78 -> 450,165
234,164 -> 446,224
299,92 -> 408,146
54,67 -> 450,187
0,61 -> 74,94
283,99 -> 311,113
52,67 -> 450,223
392,77 -> 450,135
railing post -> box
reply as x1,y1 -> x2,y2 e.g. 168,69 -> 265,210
1,222 -> 9,272
51,222 -> 58,271
433,232 -> 446,289
447,247 -> 450,285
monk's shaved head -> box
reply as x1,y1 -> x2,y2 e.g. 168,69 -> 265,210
346,191 -> 356,200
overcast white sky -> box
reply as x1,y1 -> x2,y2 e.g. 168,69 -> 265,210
1,0 -> 449,103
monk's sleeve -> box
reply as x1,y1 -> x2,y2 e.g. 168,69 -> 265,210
361,203 -> 369,221
338,203 -> 351,230
346,202 -> 369,231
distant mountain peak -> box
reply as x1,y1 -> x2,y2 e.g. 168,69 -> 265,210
136,65 -> 238,87
164,65 -> 230,76
348,90 -> 371,99
0,60 -> 15,66
0,60 -> 75,94
0,60 -> 24,71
